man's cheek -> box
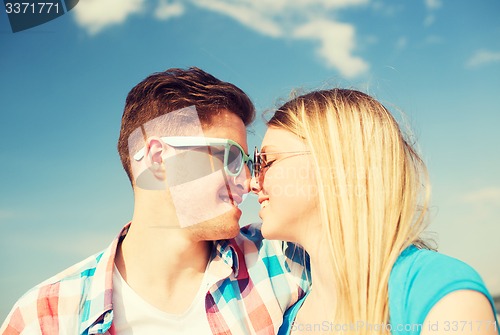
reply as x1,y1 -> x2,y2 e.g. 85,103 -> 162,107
169,171 -> 232,228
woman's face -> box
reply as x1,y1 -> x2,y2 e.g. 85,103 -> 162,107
252,127 -> 319,242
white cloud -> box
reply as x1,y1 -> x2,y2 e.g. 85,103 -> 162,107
73,0 -> 145,35
72,0 -> 371,78
424,35 -> 442,44
371,2 -> 401,17
191,0 -> 370,78
466,50 -> 500,68
425,0 -> 442,10
423,0 -> 441,27
396,36 -> 408,50
423,14 -> 435,27
460,187 -> 500,204
191,0 -> 283,38
293,20 -> 369,78
455,186 -> 500,223
155,0 -> 185,20
295,0 -> 367,8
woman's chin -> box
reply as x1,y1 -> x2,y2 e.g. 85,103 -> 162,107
261,220 -> 283,241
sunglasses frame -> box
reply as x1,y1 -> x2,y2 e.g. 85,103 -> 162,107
133,136 -> 253,177
253,147 -> 311,184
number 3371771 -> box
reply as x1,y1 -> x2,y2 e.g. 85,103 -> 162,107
5,2 -> 60,14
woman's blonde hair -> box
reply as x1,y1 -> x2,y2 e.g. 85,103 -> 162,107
269,89 -> 431,333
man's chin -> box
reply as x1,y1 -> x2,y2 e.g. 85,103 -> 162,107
186,210 -> 242,241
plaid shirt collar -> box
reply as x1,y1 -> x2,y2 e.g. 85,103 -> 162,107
80,225 -> 122,334
2,223 -> 308,335
84,223 -> 241,334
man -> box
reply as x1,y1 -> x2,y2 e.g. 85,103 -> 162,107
1,67 -> 308,335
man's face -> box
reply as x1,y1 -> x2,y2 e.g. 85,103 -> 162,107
166,109 -> 251,240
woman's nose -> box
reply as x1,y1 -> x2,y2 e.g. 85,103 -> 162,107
250,175 -> 260,193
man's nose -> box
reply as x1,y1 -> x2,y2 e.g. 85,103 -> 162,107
233,164 -> 252,194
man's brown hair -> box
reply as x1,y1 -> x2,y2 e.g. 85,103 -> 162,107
117,67 -> 255,184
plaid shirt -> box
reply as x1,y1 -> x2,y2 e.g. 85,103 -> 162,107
1,223 -> 309,335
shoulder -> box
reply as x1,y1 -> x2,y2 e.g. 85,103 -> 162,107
389,246 -> 494,331
43,250 -> 106,284
421,290 -> 499,335
390,246 -> 484,288
390,246 -> 486,295
0,250 -> 106,334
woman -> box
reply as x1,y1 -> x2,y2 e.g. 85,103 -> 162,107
251,89 -> 499,335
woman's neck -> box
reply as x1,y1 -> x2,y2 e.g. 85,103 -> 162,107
294,237 -> 338,328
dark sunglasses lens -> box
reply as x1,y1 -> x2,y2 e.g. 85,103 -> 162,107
227,144 -> 243,175
246,160 -> 254,176
253,153 -> 260,176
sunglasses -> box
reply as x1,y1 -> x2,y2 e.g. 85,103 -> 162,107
133,137 -> 253,177
253,147 -> 311,185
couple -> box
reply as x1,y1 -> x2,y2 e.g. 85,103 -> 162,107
2,67 -> 498,335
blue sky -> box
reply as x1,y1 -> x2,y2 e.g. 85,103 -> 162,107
1,0 -> 499,321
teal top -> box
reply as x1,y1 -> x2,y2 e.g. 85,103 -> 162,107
279,245 -> 499,334
388,245 -> 498,334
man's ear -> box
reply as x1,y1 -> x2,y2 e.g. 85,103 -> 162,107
144,137 -> 170,180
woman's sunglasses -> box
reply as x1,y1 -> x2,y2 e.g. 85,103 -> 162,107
253,147 -> 311,185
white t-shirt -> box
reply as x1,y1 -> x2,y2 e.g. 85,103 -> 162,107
112,265 -> 213,334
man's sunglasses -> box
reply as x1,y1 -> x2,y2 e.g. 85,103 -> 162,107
133,136 -> 253,177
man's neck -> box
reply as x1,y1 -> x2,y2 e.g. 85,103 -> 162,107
115,210 -> 212,314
